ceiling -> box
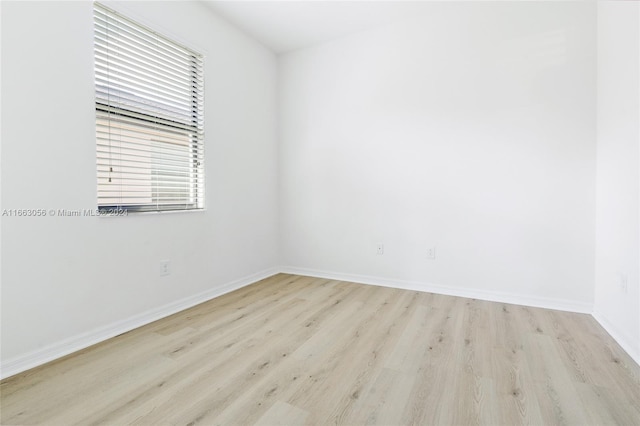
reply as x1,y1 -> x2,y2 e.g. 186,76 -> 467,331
201,1 -> 440,54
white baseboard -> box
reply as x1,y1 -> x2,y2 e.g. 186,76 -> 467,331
592,311 -> 640,366
0,267 -> 279,380
6,266 -> 631,380
280,266 -> 594,314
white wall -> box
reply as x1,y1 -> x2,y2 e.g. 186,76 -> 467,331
594,1 -> 640,363
280,2 -> 597,310
0,1 -> 279,375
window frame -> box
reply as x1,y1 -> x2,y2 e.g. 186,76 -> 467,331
94,2 -> 205,214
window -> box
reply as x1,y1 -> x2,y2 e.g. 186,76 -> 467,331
94,3 -> 204,213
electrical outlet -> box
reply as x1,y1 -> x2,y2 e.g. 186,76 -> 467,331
376,243 -> 384,255
426,247 -> 436,260
620,274 -> 629,294
160,260 -> 171,276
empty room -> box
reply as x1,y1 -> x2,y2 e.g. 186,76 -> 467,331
1,0 -> 639,424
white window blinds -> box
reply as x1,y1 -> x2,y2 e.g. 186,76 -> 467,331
94,3 -> 204,213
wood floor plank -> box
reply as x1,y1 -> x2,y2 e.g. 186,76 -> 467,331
2,274 -> 639,425
524,333 -> 590,425
254,401 -> 309,426
343,368 -> 415,425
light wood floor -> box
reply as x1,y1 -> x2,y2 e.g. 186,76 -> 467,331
2,274 -> 639,425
